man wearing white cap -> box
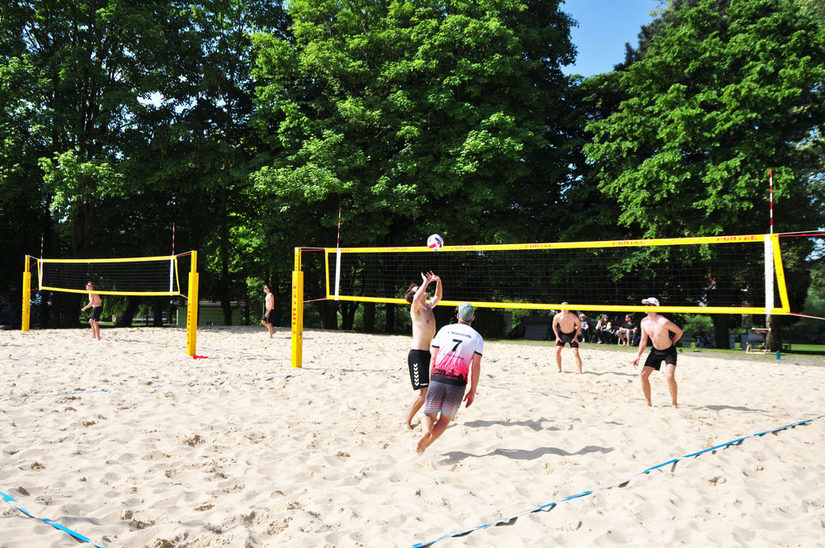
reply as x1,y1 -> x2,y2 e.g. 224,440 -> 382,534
633,297 -> 683,407
416,302 -> 484,454
552,303 -> 583,373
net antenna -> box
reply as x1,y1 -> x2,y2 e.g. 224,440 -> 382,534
22,250 -> 200,356
290,233 -> 796,368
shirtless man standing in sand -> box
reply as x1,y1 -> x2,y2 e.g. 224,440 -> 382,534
261,283 -> 275,338
632,297 -> 684,407
552,303 -> 582,373
403,271 -> 442,430
81,282 -> 102,340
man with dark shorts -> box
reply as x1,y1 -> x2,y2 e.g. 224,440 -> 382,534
632,297 -> 684,407
416,302 -> 483,454
403,271 -> 442,430
81,282 -> 102,340
552,303 -> 582,373
261,283 -> 275,338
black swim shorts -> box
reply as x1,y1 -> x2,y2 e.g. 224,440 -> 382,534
644,345 -> 677,370
555,330 -> 579,348
407,349 -> 431,390
90,306 -> 102,322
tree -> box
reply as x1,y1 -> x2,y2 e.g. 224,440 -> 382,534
584,0 -> 825,346
251,0 -> 578,328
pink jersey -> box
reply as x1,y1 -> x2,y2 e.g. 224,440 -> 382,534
430,323 -> 484,385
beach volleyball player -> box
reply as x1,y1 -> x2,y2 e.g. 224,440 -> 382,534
81,282 -> 103,340
632,297 -> 684,407
403,271 -> 442,430
416,302 -> 483,454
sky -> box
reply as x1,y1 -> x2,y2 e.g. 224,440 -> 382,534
561,0 -> 662,77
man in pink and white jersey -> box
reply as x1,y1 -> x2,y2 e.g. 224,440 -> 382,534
416,302 -> 484,454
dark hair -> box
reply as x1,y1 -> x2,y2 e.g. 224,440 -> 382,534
404,283 -> 418,303
264,283 -> 271,290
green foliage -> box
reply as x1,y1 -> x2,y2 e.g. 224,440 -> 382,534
683,314 -> 714,336
584,0 -> 825,238
252,0 -> 578,247
39,151 -> 125,215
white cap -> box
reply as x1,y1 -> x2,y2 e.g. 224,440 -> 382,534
641,297 -> 660,306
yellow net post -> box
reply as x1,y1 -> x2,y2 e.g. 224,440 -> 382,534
21,256 -> 31,332
186,250 -> 199,356
291,247 -> 304,368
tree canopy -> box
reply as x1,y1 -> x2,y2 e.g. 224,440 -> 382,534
1,0 -> 823,346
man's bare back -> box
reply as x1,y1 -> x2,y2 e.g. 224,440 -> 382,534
553,310 -> 579,335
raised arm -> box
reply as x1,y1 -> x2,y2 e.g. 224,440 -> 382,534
411,272 -> 432,311
428,272 -> 442,307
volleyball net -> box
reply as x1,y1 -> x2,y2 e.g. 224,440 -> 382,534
22,251 -> 200,355
290,234 -> 792,367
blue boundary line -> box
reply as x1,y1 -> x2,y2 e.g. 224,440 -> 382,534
411,414 -> 824,548
1,490 -> 106,547
42,374 -> 293,398
5,374 -> 292,544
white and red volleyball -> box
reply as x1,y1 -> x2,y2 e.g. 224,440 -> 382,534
427,234 -> 444,251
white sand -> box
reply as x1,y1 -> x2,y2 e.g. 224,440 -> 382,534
1,326 -> 823,547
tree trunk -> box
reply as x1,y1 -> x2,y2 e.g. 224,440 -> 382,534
363,302 -> 375,333
218,186 -> 233,326
115,296 -> 141,327
320,300 -> 338,329
341,302 -> 357,330
712,314 -> 730,349
766,315 -> 781,351
151,296 -> 165,326
54,292 -> 83,328
384,303 -> 395,333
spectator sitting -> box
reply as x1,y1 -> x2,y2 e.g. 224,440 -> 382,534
617,314 -> 639,346
594,314 -> 613,344
578,313 -> 592,342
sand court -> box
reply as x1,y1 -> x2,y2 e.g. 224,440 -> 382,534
1,326 -> 824,547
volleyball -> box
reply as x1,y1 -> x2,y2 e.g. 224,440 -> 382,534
427,234 -> 444,251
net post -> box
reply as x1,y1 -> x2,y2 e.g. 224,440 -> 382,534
186,250 -> 199,356
21,256 -> 31,332
291,247 -> 304,368
764,234 -> 774,321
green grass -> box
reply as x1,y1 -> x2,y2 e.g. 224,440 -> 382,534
489,338 -> 825,367
786,343 -> 825,352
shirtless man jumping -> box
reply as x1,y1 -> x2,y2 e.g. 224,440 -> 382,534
403,271 -> 442,430
552,303 -> 583,373
632,297 -> 684,407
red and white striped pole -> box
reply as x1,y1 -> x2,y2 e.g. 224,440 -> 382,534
769,169 -> 773,235
336,207 -> 342,248
334,207 -> 342,301
766,170 -> 774,331
172,222 -> 176,255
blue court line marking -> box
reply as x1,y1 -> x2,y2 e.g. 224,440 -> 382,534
1,490 -> 106,547
6,374 -> 292,543
42,374 -> 293,398
411,414 -> 824,548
